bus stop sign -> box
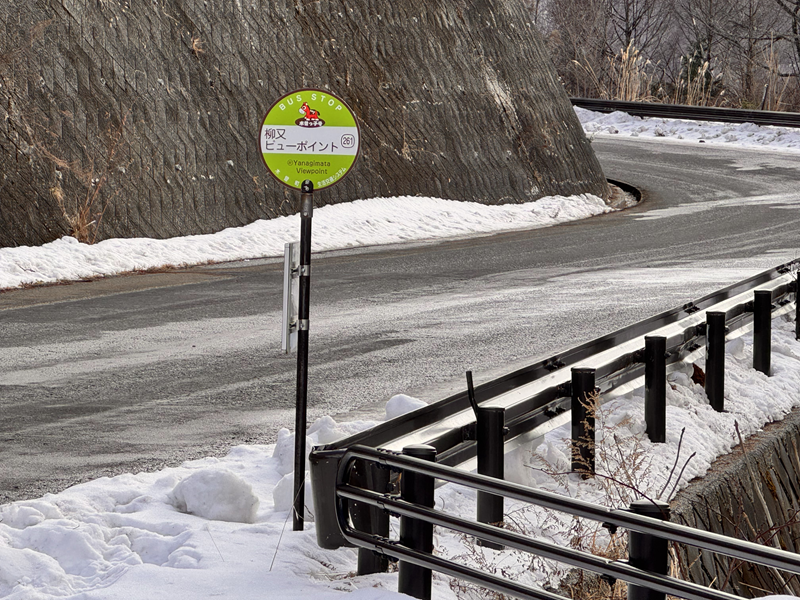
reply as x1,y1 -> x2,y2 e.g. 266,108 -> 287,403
260,89 -> 360,191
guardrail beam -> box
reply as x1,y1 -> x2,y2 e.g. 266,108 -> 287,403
338,446 -> 800,600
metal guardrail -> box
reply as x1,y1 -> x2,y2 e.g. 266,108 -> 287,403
570,97 -> 800,128
309,102 -> 800,597
311,260 -> 799,551
337,445 -> 800,600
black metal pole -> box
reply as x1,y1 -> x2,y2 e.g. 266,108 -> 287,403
571,367 -> 596,477
753,290 -> 772,376
477,406 -> 505,550
796,271 -> 799,341
628,499 -> 671,600
398,444 -> 436,600
355,461 -> 390,575
293,180 -> 313,531
705,311 -> 726,413
644,336 -> 666,444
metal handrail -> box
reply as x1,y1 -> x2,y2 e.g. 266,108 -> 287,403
339,446 -> 800,575
311,261 -> 799,550
337,445 -> 800,600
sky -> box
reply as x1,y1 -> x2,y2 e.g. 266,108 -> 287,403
0,109 -> 799,599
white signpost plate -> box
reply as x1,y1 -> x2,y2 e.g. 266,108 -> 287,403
282,241 -> 300,353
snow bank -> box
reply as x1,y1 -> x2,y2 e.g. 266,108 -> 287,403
576,106 -> 800,151
0,194 -> 610,291
1,317 -> 800,599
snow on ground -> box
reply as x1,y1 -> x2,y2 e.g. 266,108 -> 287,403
1,316 -> 800,599
0,194 -> 609,291
576,105 -> 800,151
2,111 -> 800,598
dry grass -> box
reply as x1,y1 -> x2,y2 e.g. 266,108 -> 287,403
609,43 -> 657,102
573,42 -> 657,103
675,61 -> 715,106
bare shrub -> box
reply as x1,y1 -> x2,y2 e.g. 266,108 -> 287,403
33,110 -> 131,243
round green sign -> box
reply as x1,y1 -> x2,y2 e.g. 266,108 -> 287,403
260,89 -> 361,191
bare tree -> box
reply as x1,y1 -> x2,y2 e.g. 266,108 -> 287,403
725,0 -> 785,106
673,0 -> 725,63
608,0 -> 675,55
774,0 -> 800,68
541,0 -> 674,98
536,0 -> 800,108
542,0 -> 613,97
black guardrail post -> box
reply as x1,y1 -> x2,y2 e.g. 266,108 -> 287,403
628,500 -> 671,600
398,444 -> 436,600
753,290 -> 772,375
353,460 -> 390,575
644,336 -> 666,443
477,406 -> 505,550
571,367 -> 597,477
705,312 -> 726,412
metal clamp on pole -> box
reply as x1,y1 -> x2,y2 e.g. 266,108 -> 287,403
293,180 -> 314,532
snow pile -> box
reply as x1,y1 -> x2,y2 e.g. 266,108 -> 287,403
0,194 -> 610,291
170,469 -> 259,524
270,417 -> 380,520
0,315 -> 799,598
576,105 -> 800,151
385,394 -> 427,420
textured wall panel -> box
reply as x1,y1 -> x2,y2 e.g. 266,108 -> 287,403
0,0 -> 608,248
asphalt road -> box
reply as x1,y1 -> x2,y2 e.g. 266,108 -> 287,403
1,136 -> 799,502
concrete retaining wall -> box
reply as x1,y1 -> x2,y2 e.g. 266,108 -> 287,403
0,0 -> 608,247
672,408 -> 800,596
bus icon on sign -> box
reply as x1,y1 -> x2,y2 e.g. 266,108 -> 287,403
341,134 -> 356,148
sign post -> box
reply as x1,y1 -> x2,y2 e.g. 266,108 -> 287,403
282,241 -> 300,354
260,89 -> 360,531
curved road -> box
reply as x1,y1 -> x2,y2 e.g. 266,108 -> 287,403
0,137 -> 798,502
